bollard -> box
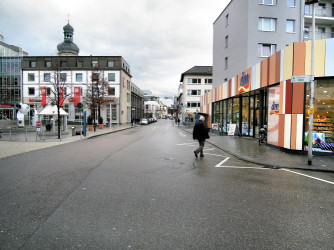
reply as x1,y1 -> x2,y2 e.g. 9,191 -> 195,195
25,128 -> 28,142
10,129 -> 12,141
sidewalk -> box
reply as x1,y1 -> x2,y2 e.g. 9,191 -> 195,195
0,124 -> 133,160
181,126 -> 334,173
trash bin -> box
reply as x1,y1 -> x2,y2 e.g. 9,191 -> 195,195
72,127 -> 76,136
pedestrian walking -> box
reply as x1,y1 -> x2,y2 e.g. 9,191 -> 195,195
177,118 -> 180,127
193,116 -> 210,158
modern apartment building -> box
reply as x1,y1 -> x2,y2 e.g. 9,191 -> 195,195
0,32 -> 28,120
179,66 -> 212,124
213,0 -> 334,88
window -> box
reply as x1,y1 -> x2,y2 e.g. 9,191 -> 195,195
127,93 -> 130,102
187,102 -> 201,108
304,26 -> 310,39
258,18 -> 276,32
225,57 -> 228,69
92,73 -> 99,81
225,35 -> 229,48
287,0 -> 295,7
205,90 -> 211,94
187,78 -> 201,84
30,61 -> 36,67
187,90 -> 201,96
258,44 -> 276,57
45,61 -> 51,67
205,79 -> 212,84
28,87 -> 35,96
318,3 -> 326,10
305,4 -> 311,14
60,61 -> 67,67
318,27 -> 326,34
44,73 -> 50,82
76,61 -> 83,67
28,73 -> 35,81
259,0 -> 276,5
225,14 -> 229,26
286,19 -> 295,33
108,73 -> 115,81
60,73 -> 67,82
108,87 -> 115,96
108,61 -> 114,67
92,61 -> 98,67
76,73 -> 83,82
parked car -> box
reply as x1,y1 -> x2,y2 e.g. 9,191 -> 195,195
140,118 -> 148,125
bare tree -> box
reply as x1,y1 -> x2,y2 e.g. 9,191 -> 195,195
83,64 -> 109,131
49,59 -> 71,139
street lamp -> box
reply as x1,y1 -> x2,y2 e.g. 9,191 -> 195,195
305,0 -> 318,165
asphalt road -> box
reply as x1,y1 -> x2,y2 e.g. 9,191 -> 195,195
0,120 -> 333,249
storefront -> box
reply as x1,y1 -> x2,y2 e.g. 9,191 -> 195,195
202,39 -> 334,154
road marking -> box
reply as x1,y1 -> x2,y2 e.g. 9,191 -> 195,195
176,130 -> 186,137
215,166 -> 271,170
282,169 -> 334,185
214,156 -> 230,167
203,148 -> 215,151
177,142 -> 197,146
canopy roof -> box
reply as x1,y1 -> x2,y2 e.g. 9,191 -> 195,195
38,105 -> 68,116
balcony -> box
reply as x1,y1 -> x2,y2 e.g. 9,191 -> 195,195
304,31 -> 334,41
305,6 -> 334,25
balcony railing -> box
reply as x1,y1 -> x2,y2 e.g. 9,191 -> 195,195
305,6 -> 334,18
304,31 -> 334,41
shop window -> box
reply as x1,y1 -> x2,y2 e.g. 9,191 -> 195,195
305,80 -> 334,153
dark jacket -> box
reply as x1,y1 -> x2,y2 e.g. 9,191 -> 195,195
193,120 -> 210,141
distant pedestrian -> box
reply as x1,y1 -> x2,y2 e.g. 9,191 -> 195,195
193,116 -> 210,158
177,118 -> 180,127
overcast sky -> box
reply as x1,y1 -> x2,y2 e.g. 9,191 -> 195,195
0,0 -> 230,98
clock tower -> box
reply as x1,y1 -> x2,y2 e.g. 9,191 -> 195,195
57,22 -> 80,56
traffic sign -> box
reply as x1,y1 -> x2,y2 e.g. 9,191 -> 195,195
291,75 -> 311,83
36,121 -> 41,127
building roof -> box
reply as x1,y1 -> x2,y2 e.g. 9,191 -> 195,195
180,66 -> 212,82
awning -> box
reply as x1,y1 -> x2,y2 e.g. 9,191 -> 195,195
38,104 -> 68,116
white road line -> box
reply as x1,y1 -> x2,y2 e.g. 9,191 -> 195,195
282,169 -> 334,185
203,148 -> 215,151
214,157 -> 230,167
215,166 -> 271,170
205,153 -> 227,158
177,143 -> 197,146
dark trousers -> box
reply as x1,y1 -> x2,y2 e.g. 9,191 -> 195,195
195,139 -> 205,156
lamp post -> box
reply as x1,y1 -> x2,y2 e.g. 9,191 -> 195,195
305,0 -> 318,165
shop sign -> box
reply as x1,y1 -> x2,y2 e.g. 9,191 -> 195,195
291,75 -> 311,83
29,98 -> 42,103
0,104 -> 12,108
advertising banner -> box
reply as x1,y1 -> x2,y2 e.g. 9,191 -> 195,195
40,87 -> 46,106
74,87 -> 81,107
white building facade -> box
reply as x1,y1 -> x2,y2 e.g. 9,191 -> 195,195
179,66 -> 212,124
21,56 -> 132,125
